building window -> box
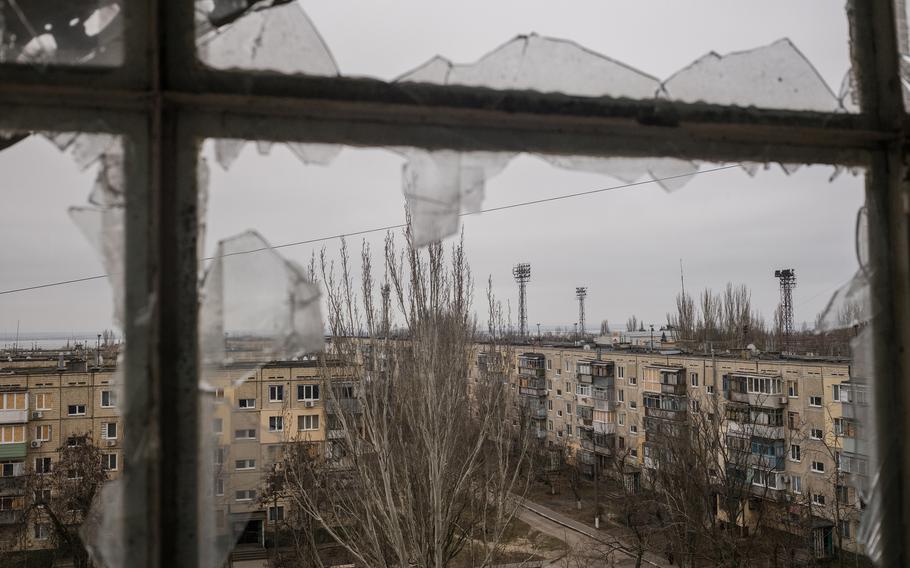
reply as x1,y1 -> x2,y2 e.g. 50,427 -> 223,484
790,475 -> 802,494
546,359 -> 552,371
235,490 -> 256,502
618,413 -> 625,426
0,426 -> 24,444
214,388 -> 225,399
67,404 -> 86,416
212,418 -> 223,434
235,459 -> 256,470
812,493 -> 826,506
547,400 -> 553,411
576,384 -> 591,397
839,520 -> 851,538
35,457 -> 51,474
811,461 -> 826,473
631,448 -> 639,458
629,400 -> 638,410
690,399 -> 700,412
547,420 -> 553,431
234,429 -> 256,440
214,448 -> 225,466
0,393 -> 25,410
269,416 -> 284,432
34,524 -> 49,541
556,410 -> 563,417
787,380 -> 799,397
566,425 -> 573,435
618,389 -> 625,402
746,377 -> 782,395
102,453 -> 118,471
269,385 -> 284,402
268,505 -> 285,522
618,367 -> 625,378
101,422 -> 118,440
690,372 -> 699,387
547,380 -> 553,391
566,402 -> 572,413
35,425 -> 51,442
790,444 -> 801,462
810,428 -> 823,440
238,398 -> 256,409
809,396 -> 822,407
556,368 -> 561,376
215,477 -> 224,496
832,384 -> 848,402
100,390 -> 117,408
630,424 -> 638,434
298,415 -> 320,431
706,385 -> 715,394
618,436 -> 625,449
564,361 -> 570,371
297,384 -> 320,401
628,376 -> 637,386
556,430 -> 563,438
34,393 -> 51,410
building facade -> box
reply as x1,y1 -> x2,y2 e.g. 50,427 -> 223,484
473,344 -> 865,558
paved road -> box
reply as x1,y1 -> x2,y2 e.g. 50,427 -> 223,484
517,499 -> 671,567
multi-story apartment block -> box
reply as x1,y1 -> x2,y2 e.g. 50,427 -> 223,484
206,357 -> 356,547
0,358 -> 121,551
472,343 -> 866,559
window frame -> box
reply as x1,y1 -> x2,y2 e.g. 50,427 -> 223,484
0,1 -> 907,564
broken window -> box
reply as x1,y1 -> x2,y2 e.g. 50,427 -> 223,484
0,1 -> 905,566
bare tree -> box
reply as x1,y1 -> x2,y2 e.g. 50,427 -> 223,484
271,229 -> 531,568
625,316 -> 640,334
19,433 -> 108,568
600,320 -> 611,336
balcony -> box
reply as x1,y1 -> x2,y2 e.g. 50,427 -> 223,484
644,407 -> 686,422
660,383 -> 687,396
841,436 -> 859,454
592,375 -> 615,389
518,367 -> 546,379
725,420 -> 785,441
0,476 -> 24,495
0,409 -> 28,424
325,400 -> 361,414
519,386 -> 547,398
580,437 -> 594,451
727,390 -> 788,407
593,421 -> 615,435
535,430 -> 547,440
593,398 -> 615,412
577,373 -> 592,384
0,510 -> 18,525
326,429 -> 345,440
0,443 -> 27,460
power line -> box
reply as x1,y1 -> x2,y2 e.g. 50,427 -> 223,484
0,164 -> 740,296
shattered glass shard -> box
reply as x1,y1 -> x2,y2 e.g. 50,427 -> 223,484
0,0 -> 123,65
199,230 -> 323,366
399,150 -> 513,245
198,1 -> 338,76
399,34 -> 660,100
541,156 -> 700,193
69,205 -> 125,326
661,39 -> 838,111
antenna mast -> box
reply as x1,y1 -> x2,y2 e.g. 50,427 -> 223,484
512,263 -> 531,338
576,287 -> 587,339
774,269 -> 797,352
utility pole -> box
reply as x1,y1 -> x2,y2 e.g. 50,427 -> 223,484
536,322 -> 541,341
513,263 -> 531,338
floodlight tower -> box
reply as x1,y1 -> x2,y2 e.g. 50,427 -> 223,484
513,263 -> 531,337
576,287 -> 587,339
774,269 -> 797,351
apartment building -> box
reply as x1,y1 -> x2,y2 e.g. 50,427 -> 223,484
207,358 -> 356,547
474,344 -> 865,558
0,358 -> 121,551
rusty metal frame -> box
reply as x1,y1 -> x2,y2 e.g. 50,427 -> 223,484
0,0 -> 907,565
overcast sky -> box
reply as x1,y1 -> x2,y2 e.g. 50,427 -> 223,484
0,1 -> 862,339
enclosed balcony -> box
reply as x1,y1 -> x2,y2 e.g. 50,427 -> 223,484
644,406 -> 686,422
325,399 -> 361,414
0,391 -> 28,425
0,509 -> 18,525
724,374 -> 786,406
576,360 -> 593,384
